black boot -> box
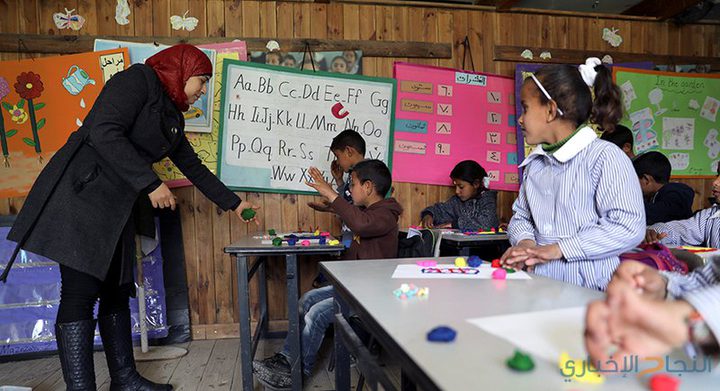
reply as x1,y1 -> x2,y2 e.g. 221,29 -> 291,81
55,319 -> 98,391
98,310 -> 173,391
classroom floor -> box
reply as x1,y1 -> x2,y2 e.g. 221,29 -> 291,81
0,337 -> 397,390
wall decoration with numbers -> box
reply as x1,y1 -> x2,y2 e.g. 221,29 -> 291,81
392,63 -> 519,191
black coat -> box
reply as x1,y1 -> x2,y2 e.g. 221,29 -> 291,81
5,64 -> 240,282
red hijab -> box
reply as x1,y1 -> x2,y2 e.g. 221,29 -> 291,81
145,44 -> 212,112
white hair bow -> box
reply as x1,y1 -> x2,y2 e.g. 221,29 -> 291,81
579,57 -> 602,87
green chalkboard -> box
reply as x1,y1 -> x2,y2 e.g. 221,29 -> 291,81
614,67 -> 720,177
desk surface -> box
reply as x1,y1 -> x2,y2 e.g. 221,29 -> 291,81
224,234 -> 344,255
402,228 -> 508,243
322,257 -> 719,390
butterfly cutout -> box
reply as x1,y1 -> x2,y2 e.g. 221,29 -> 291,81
53,8 -> 85,31
602,28 -> 623,48
170,11 -> 199,32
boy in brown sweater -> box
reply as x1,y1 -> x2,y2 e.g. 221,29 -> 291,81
253,159 -> 402,389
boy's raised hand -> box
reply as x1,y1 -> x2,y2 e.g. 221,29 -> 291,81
307,199 -> 333,212
306,167 -> 339,202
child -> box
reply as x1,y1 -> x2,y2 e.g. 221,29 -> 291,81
307,129 -> 366,248
600,124 -> 634,158
330,55 -> 348,73
420,160 -> 499,232
265,51 -> 282,66
253,160 -> 402,388
501,58 -> 645,290
644,166 -> 720,248
343,50 -> 361,74
281,54 -> 297,68
633,151 -> 694,225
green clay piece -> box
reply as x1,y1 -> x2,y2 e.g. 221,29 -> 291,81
241,208 -> 256,220
268,229 -> 276,236
506,350 -> 535,372
504,267 -> 516,274
271,237 -> 283,247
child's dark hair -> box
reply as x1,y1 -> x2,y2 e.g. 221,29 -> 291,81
349,159 -> 392,196
528,63 -> 623,132
600,124 -> 633,150
633,151 -> 671,184
330,129 -> 366,155
450,160 -> 488,194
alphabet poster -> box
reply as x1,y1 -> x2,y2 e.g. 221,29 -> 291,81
392,63 -> 519,191
614,67 -> 720,176
0,48 -> 129,198
217,60 -> 395,194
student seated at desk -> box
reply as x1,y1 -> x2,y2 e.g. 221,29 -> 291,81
634,151 -> 695,225
600,124 -> 634,159
645,167 -> 720,249
585,259 -> 720,368
501,58 -> 645,291
419,160 -> 499,231
253,159 -> 402,389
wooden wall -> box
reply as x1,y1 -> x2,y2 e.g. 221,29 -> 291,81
1,0 -> 719,339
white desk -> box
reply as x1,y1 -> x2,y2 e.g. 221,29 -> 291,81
322,257 -> 720,390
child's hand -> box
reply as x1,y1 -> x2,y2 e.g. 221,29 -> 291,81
610,261 -> 667,300
523,244 -> 562,266
420,215 -> 434,228
331,160 -> 344,186
500,239 -> 536,268
643,229 -> 667,244
305,167 -> 339,202
307,199 -> 332,213
234,200 -> 261,225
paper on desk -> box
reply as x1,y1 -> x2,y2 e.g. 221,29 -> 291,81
467,306 -> 586,362
391,264 -> 532,279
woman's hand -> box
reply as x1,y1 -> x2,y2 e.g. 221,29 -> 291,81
234,200 -> 261,225
148,183 -> 176,210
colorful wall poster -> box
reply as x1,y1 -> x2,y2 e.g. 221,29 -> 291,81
153,41 -> 247,187
0,48 -> 130,198
614,67 -> 720,176
392,63 -> 519,191
93,39 -> 216,133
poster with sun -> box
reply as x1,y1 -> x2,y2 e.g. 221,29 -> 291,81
0,48 -> 129,198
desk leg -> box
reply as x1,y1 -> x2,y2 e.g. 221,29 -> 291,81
236,255 -> 253,391
333,293 -> 351,391
401,370 -> 417,391
286,254 -> 303,390
258,257 -> 268,336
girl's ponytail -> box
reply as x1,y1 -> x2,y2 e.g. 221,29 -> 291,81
590,64 -> 623,133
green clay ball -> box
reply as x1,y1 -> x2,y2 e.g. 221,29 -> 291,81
506,350 -> 534,372
271,237 -> 283,247
241,208 -> 256,220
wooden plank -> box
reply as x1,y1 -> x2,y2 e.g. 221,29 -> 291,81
309,2 -> 326,39
241,0 -> 260,37
276,1 -> 293,39
623,0 -> 703,20
166,339 -> 216,388
327,2 -> 343,40
136,343 -> 188,384
153,0 -> 171,36
170,0 -> 189,38
133,0 -> 154,36
224,0 -> 242,37
294,1 -> 312,38
206,0 -> 224,37
281,193 -> 299,232
228,191 -> 249,324
359,5 -> 377,76
259,0 -> 276,38
437,10 -> 453,68
212,201 -> 234,325
0,0 -> 18,34
496,0 -> 522,10
197,338 -> 240,391
92,0 -> 115,36
174,187 -> 200,335
493,44 -> 720,65
0,33 -> 453,58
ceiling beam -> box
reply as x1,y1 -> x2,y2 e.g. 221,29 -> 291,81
496,0 -> 522,11
622,0 -> 704,20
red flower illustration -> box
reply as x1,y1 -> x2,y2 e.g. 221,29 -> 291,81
14,72 -> 44,100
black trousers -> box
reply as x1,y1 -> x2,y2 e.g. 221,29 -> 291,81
57,245 -> 134,323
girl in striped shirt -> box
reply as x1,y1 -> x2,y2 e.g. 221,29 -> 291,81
501,58 -> 645,290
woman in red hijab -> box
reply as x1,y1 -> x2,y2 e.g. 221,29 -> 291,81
5,44 -> 258,390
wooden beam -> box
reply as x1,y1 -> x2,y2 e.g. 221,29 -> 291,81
494,45 -> 720,69
496,0 -> 521,10
622,0 -> 703,20
0,33 -> 451,59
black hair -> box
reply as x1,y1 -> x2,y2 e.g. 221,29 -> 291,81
633,151 -> 671,184
349,159 -> 392,196
450,160 -> 488,190
527,63 -> 623,133
600,124 -> 633,150
330,129 -> 366,155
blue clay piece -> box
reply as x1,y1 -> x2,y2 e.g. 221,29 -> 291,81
287,238 -> 297,246
319,237 -> 327,245
427,326 -> 457,342
468,256 -> 482,268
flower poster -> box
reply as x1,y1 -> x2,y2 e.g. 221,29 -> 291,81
0,48 -> 129,198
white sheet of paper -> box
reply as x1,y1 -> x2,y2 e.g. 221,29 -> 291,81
467,306 -> 586,362
391,263 -> 531,280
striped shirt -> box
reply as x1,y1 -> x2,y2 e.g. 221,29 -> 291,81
662,257 -> 720,351
650,205 -> 720,249
508,126 -> 646,290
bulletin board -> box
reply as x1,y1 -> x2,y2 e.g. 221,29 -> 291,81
0,48 -> 129,198
392,63 -> 519,191
217,60 -> 396,194
614,67 -> 720,177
